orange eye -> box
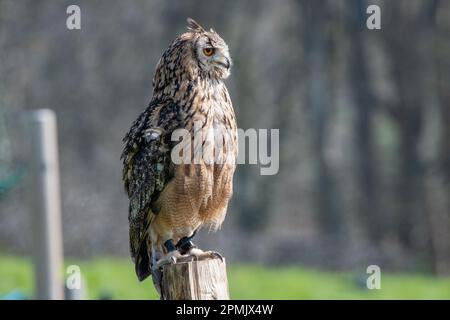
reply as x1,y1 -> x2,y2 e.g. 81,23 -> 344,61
203,47 -> 215,56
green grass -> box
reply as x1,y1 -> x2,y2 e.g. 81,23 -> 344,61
1,255 -> 449,299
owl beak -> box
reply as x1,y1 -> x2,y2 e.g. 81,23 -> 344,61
214,56 -> 231,70
224,57 -> 231,70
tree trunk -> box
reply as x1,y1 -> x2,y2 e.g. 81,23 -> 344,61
161,257 -> 230,300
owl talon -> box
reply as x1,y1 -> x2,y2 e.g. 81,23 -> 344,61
206,250 -> 224,261
156,250 -> 181,268
176,254 -> 196,263
184,248 -> 224,262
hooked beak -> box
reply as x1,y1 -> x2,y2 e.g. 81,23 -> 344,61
213,56 -> 232,70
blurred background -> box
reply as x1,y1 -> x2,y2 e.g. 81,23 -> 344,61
1,0 -> 450,299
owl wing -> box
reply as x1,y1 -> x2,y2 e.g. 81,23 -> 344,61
121,98 -> 184,266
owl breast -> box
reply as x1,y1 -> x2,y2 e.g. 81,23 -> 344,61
190,83 -> 237,229
196,96 -> 237,228
152,82 -> 237,240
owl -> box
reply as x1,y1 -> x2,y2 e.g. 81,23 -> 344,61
121,18 -> 237,292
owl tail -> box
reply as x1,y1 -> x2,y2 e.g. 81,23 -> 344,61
136,239 -> 163,296
135,240 -> 151,281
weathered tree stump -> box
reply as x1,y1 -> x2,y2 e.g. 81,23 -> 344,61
161,256 -> 229,300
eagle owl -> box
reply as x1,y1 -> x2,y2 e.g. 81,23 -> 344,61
121,18 -> 237,291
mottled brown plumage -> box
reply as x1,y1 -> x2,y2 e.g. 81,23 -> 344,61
121,18 -> 237,288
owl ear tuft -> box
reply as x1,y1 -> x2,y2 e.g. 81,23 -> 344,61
187,18 -> 205,33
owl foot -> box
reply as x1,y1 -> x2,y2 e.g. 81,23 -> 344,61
156,240 -> 182,268
156,250 -> 182,268
184,247 -> 224,262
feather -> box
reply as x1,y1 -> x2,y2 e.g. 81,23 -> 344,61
186,17 -> 205,33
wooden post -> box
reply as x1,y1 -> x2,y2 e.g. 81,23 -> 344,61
161,257 -> 230,300
28,109 -> 64,300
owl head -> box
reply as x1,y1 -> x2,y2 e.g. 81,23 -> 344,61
186,18 -> 232,79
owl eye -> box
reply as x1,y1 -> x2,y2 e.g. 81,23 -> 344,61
203,47 -> 215,56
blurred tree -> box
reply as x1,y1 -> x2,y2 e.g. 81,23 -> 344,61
0,0 -> 448,274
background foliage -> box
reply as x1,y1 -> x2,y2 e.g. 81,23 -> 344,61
1,0 -> 449,297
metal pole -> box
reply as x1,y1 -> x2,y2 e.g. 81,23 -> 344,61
29,109 -> 64,300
